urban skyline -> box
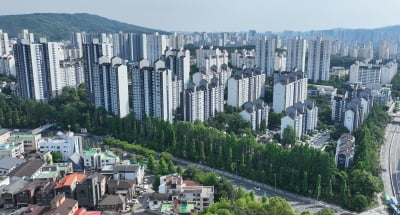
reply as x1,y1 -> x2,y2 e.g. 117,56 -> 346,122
1,0 -> 400,32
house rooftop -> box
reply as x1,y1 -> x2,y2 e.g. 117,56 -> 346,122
98,195 -> 125,206
0,157 -> 24,170
54,173 -> 85,189
8,159 -> 45,178
46,196 -> 77,215
1,178 -> 27,194
113,164 -> 140,173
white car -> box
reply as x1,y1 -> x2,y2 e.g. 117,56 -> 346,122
254,187 -> 261,191
132,199 -> 139,204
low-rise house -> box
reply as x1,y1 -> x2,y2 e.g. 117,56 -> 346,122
158,174 -> 214,212
35,181 -> 57,206
113,164 -> 144,184
0,178 -> 27,208
8,159 -> 45,182
34,163 -> 73,182
15,180 -> 48,207
0,157 -> 24,176
0,142 -> 24,159
98,194 -> 126,211
83,148 -> 120,171
44,194 -> 79,215
0,129 -> 10,143
107,179 -> 135,201
335,133 -> 356,170
160,200 -> 196,215
148,193 -> 171,211
54,173 -> 86,199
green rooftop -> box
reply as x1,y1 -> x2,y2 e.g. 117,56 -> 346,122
84,150 -> 98,157
160,202 -> 195,213
35,171 -> 58,179
180,203 -> 195,213
161,203 -> 174,213
11,134 -> 39,138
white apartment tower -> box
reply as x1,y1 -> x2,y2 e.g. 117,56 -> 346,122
286,37 -> 306,72
0,30 -> 10,56
184,78 -> 224,123
131,59 -> 174,123
147,33 -> 168,65
255,36 -> 276,77
227,67 -> 265,108
195,46 -> 229,70
93,56 -> 129,118
307,38 -> 331,81
272,70 -> 307,113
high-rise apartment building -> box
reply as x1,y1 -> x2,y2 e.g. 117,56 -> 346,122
92,56 -> 129,118
146,33 -> 168,65
349,59 -> 398,89
285,37 -> 306,72
14,39 -> 51,100
255,36 -> 276,77
0,30 -> 10,56
227,67 -> 265,108
131,59 -> 174,122
195,46 -> 228,70
82,39 -> 113,102
272,70 -> 307,113
184,78 -> 224,123
307,38 -> 331,81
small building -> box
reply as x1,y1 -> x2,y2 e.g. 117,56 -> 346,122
15,180 -> 47,207
83,148 -> 120,171
107,179 -> 135,201
0,142 -> 24,159
0,129 -> 10,143
38,131 -> 83,161
0,178 -> 27,208
9,133 -> 41,153
35,181 -> 57,206
98,194 -> 126,211
158,174 -> 214,212
335,133 -> 355,170
8,159 -> 45,182
0,157 -> 24,176
54,173 -> 86,199
76,174 -> 103,209
113,164 -> 144,184
44,194 -> 79,215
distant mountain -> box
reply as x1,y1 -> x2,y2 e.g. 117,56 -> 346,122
0,13 -> 168,41
289,25 -> 400,44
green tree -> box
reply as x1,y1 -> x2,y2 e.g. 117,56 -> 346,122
167,159 -> 175,174
317,208 -> 335,215
282,126 -> 297,145
51,151 -> 63,163
352,194 -> 369,212
152,174 -> 161,192
158,157 -> 168,175
147,155 -> 156,173
176,166 -> 183,175
316,174 -> 321,200
301,211 -> 312,215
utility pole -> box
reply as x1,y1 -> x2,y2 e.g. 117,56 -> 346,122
274,173 -> 277,192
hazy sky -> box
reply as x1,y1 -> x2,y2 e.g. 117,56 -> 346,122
2,0 -> 400,32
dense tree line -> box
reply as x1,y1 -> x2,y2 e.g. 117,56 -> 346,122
0,86 -> 389,212
390,69 -> 400,97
